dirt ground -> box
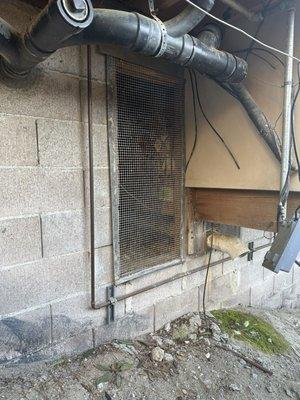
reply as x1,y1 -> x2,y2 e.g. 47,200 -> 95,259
1,307 -> 300,400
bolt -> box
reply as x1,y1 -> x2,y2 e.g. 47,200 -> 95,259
62,0 -> 89,21
69,0 -> 86,12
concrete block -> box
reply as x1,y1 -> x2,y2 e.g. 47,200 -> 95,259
37,119 -> 108,169
250,276 -> 274,307
0,215 -> 42,268
95,245 -> 114,286
0,306 -> 51,364
47,330 -> 94,360
126,278 -> 182,312
80,79 -> 107,125
51,286 -> 125,341
181,267 -> 206,291
95,207 -> 112,248
293,264 -> 300,288
0,168 -> 84,218
155,287 -> 199,330
240,228 -> 264,243
221,289 -> 251,308
206,273 -> 238,305
0,115 -> 37,166
42,46 -> 81,76
94,306 -> 154,346
51,293 -> 106,341
125,263 -> 183,293
85,168 -> 110,208
0,252 -> 89,315
199,284 -> 222,312
237,261 -> 264,291
274,271 -> 293,293
262,292 -> 283,309
223,255 -> 248,276
263,266 -> 275,281
41,210 -> 87,257
0,71 -> 81,121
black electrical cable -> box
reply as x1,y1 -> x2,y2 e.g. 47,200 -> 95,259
235,47 -> 284,67
192,70 -> 240,170
250,51 -> 277,70
186,69 -> 199,171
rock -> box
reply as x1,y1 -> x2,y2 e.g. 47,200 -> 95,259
164,353 -> 174,363
164,338 -> 175,347
151,347 -> 165,362
172,325 -> 189,342
210,322 -> 221,334
201,378 -> 212,390
266,386 -> 273,393
189,315 -> 202,330
205,352 -> 211,360
189,334 -> 197,341
220,333 -> 229,343
229,384 -> 241,392
204,338 -> 211,346
285,389 -> 293,398
251,372 -> 258,380
164,323 -> 171,333
152,336 -> 164,347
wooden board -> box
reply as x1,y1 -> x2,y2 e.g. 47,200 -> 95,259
193,189 -> 300,232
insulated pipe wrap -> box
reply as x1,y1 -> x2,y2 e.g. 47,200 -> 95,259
0,4 -> 247,83
164,0 -> 215,37
29,0 -> 93,53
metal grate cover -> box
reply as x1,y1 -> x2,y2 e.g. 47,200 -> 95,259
108,59 -> 185,281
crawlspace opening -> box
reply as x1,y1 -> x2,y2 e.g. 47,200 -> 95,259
108,59 -> 185,281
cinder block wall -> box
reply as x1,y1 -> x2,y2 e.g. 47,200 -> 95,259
0,0 -> 299,365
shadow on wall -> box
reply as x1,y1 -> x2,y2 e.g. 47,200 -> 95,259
0,315 -> 78,365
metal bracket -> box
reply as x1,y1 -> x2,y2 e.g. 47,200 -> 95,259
248,242 -> 254,261
148,0 -> 168,58
106,285 -> 117,324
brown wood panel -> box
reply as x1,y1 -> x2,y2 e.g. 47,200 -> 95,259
193,189 -> 300,232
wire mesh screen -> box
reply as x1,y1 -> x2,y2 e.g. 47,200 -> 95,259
109,59 -> 185,281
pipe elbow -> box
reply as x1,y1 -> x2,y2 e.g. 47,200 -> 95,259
164,0 -> 215,38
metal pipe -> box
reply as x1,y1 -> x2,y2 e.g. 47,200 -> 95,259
219,0 -> 263,22
164,0 -> 214,37
92,242 -> 272,309
280,7 -> 296,221
87,45 -> 97,310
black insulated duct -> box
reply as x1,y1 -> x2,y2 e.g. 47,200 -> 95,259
0,0 -> 247,83
164,0 -> 214,37
0,0 -> 94,78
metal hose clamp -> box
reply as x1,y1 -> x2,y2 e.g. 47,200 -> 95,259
148,0 -> 168,57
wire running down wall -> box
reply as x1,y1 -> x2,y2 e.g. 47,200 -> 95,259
108,59 -> 185,282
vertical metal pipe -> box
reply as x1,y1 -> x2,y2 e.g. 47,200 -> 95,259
280,7 -> 295,221
87,45 -> 96,308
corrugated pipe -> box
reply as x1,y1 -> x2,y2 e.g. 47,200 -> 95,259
0,0 -> 247,83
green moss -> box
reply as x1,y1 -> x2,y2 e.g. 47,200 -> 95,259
212,309 -> 289,354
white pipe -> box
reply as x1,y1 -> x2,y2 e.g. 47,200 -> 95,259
280,7 -> 296,221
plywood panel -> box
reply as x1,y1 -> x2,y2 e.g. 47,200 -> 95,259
193,189 -> 300,232
185,9 -> 300,192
